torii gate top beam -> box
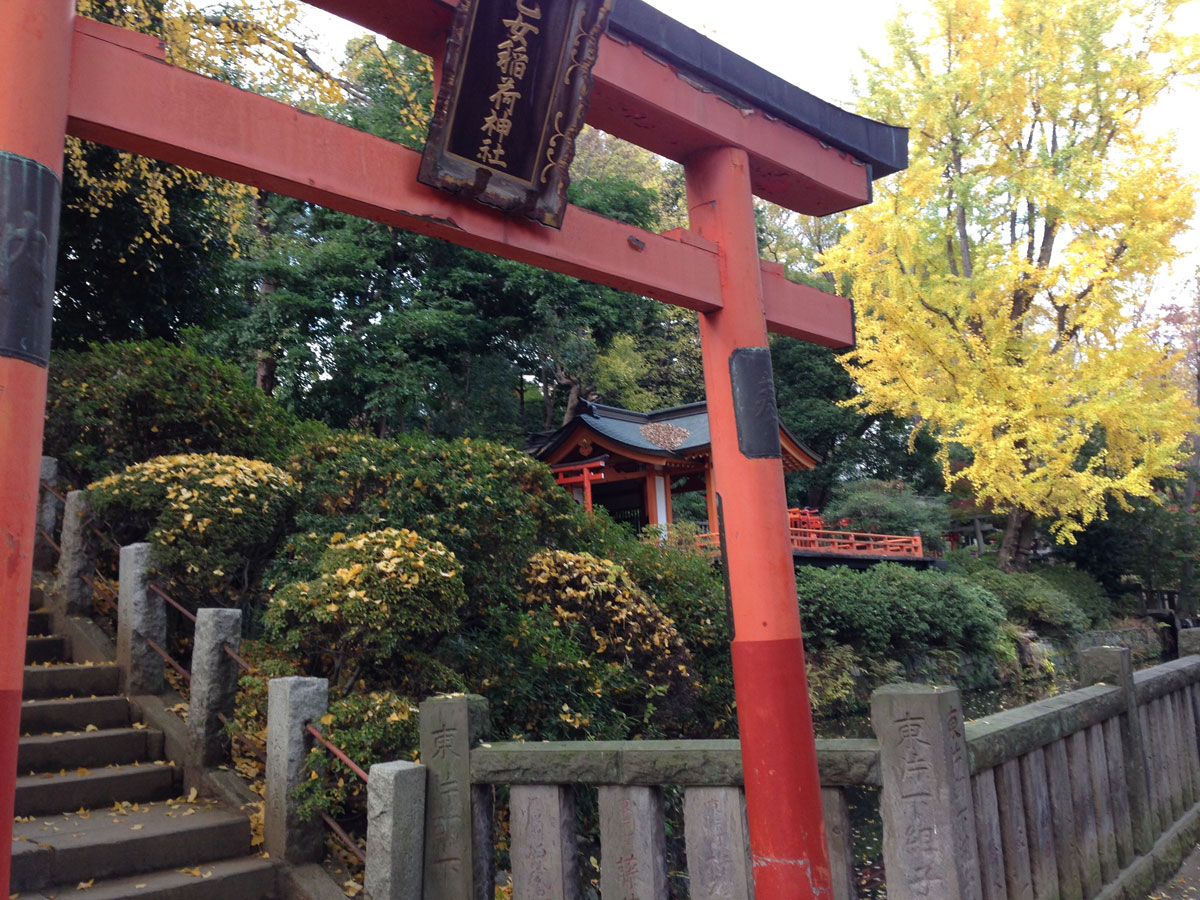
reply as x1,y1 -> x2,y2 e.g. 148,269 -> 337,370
66,18 -> 860,347
303,0 -> 907,216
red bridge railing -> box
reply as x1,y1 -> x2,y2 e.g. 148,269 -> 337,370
699,507 -> 924,559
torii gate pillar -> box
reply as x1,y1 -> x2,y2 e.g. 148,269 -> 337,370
688,146 -> 832,897
0,1 -> 74,891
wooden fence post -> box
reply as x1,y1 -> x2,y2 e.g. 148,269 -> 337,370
511,784 -> 578,900
871,683 -> 982,900
599,785 -> 669,900
419,694 -> 491,900
683,786 -> 753,900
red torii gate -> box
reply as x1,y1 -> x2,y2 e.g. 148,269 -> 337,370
0,2 -> 906,896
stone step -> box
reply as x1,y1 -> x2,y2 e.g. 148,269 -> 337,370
30,583 -> 45,609
22,662 -> 121,700
25,634 -> 69,664
10,798 -> 254,893
15,762 -> 182,817
18,727 -> 162,772
26,610 -> 53,635
21,696 -> 132,734
14,855 -> 277,900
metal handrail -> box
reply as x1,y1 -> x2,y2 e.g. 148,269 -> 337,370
224,645 -> 253,673
39,479 -> 67,504
145,637 -> 192,684
149,583 -> 197,624
216,711 -> 267,762
319,810 -> 367,865
37,526 -> 62,555
306,723 -> 370,784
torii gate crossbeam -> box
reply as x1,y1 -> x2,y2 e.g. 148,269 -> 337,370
0,3 -> 907,897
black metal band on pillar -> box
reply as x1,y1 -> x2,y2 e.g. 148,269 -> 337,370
0,152 -> 60,368
729,346 -> 782,460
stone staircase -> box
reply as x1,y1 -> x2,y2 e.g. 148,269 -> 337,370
10,585 -> 276,899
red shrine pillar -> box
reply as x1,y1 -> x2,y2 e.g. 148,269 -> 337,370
686,147 -> 832,899
0,0 -> 74,889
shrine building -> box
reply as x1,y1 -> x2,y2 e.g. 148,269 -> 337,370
527,400 -> 819,533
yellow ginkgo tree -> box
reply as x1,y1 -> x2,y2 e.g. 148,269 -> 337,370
822,0 -> 1200,570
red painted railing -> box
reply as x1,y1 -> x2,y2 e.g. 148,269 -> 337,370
699,508 -> 924,559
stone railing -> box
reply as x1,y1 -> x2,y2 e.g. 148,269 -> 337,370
39,455 -> 1200,899
402,652 -> 1200,900
418,695 -> 874,900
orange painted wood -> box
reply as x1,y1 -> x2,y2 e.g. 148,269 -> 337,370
0,3 -> 75,890
0,2 -> 75,174
687,145 -> 832,899
301,0 -> 872,216
66,23 -> 718,312
64,20 -> 855,346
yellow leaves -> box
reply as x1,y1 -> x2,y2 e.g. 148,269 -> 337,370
821,0 -> 1199,540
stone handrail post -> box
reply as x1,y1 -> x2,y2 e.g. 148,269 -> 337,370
871,683 -> 983,900
1081,645 -> 1155,854
116,542 -> 166,695
52,489 -> 98,615
186,607 -> 242,777
365,760 -> 427,900
419,694 -> 492,900
265,676 -> 329,863
1179,628 -> 1200,657
33,456 -> 62,570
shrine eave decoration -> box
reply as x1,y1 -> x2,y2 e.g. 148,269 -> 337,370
419,0 -> 613,228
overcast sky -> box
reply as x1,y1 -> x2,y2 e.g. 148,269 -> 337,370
299,0 -> 1200,304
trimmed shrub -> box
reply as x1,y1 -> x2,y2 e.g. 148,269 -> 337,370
45,340 -> 305,486
88,454 -> 298,609
263,528 -> 467,696
794,563 -> 1005,656
1030,563 -> 1114,627
968,568 -> 1089,636
823,479 -> 951,553
520,549 -> 700,735
293,691 -> 421,821
619,527 -> 735,734
282,432 -> 590,614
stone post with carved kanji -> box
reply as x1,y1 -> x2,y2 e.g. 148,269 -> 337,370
419,694 -> 492,900
871,683 -> 983,900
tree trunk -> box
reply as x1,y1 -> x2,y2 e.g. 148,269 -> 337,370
997,507 -> 1035,572
561,381 -> 583,426
253,191 -> 278,396
541,368 -> 556,430
1179,437 -> 1199,619
255,352 -> 277,396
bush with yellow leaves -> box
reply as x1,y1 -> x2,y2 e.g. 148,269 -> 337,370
264,529 -> 467,695
88,453 -> 298,610
291,690 -> 422,822
281,431 -> 590,618
519,549 -> 699,735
